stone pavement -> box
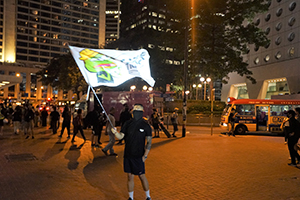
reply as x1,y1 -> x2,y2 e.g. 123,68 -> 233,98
1,124 -> 300,200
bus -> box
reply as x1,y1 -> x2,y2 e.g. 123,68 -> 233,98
220,97 -> 300,135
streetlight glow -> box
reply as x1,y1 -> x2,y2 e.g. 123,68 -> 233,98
200,77 -> 205,82
130,85 -> 136,91
142,85 -> 148,91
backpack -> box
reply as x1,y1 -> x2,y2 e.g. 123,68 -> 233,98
73,115 -> 80,127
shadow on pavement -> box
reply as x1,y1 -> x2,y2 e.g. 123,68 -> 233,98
41,139 -> 68,161
65,142 -> 85,170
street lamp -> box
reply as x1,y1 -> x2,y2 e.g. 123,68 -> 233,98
142,85 -> 148,91
200,77 -> 211,100
130,85 -> 136,91
148,87 -> 153,92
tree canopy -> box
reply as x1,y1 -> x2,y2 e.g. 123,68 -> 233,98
37,53 -> 88,100
184,0 -> 270,84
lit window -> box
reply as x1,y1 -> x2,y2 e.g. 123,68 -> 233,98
275,51 -> 282,59
254,57 -> 259,64
264,55 -> 270,62
288,47 -> 295,57
152,12 -> 157,17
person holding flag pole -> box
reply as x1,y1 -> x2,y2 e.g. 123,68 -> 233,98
69,45 -> 155,200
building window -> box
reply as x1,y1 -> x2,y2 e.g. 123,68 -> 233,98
265,42 -> 270,49
264,55 -> 270,62
288,47 -> 295,57
275,51 -> 282,59
254,57 -> 259,64
276,8 -> 283,17
254,45 -> 259,52
265,13 -> 271,22
288,17 -> 296,26
289,2 -> 296,11
288,32 -> 295,42
277,0 -> 281,2
254,18 -> 260,26
275,37 -> 281,45
275,22 -> 282,31
265,27 -> 270,35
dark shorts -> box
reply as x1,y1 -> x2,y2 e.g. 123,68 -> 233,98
173,124 -> 178,131
124,157 -> 145,175
153,123 -> 159,130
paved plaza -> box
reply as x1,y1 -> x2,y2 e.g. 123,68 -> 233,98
0,125 -> 300,200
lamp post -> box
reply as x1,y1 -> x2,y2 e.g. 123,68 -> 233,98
200,77 -> 211,100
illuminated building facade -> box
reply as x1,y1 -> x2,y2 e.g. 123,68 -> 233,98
0,0 -> 108,103
105,0 -> 120,44
222,0 -> 300,101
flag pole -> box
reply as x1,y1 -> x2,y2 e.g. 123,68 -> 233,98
89,86 -> 114,128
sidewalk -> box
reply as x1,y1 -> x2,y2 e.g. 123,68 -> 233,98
1,124 -> 300,200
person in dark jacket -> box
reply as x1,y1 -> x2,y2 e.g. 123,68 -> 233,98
284,110 -> 300,167
24,104 -> 35,139
71,109 -> 86,142
50,106 -> 60,134
12,106 -> 22,135
41,107 -> 48,127
117,104 -> 132,145
59,105 -> 71,138
86,106 -> 103,147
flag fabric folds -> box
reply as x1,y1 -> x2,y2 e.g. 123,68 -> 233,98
69,45 -> 155,87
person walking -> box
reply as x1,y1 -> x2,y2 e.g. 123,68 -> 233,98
284,110 -> 300,167
71,108 -> 86,142
228,108 -> 238,136
111,104 -> 152,200
34,105 -> 40,127
50,106 -> 60,134
12,106 -> 22,135
41,107 -> 48,127
150,109 -> 160,138
102,107 -> 117,156
0,104 -> 6,135
59,105 -> 71,138
117,104 -> 132,145
85,106 -> 102,147
24,104 -> 35,139
171,108 -> 179,137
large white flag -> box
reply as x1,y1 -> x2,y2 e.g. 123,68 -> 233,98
69,45 -> 155,87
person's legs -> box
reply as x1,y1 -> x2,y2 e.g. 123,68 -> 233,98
71,127 -> 78,142
60,123 -> 66,137
79,126 -> 86,140
138,174 -> 149,191
66,123 -> 71,137
288,140 -> 297,164
127,173 -> 135,195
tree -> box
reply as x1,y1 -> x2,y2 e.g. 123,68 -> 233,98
37,53 -> 88,100
185,0 -> 270,84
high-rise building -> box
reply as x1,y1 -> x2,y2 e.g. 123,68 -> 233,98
222,0 -> 300,101
0,0 -> 107,102
119,0 -> 183,89
105,0 -> 120,44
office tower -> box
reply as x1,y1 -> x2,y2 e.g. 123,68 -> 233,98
0,0 -> 106,101
119,0 -> 184,89
222,0 -> 300,100
105,0 -> 120,44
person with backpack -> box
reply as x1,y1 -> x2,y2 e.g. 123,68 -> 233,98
71,108 -> 86,142
59,105 -> 71,138
50,106 -> 60,134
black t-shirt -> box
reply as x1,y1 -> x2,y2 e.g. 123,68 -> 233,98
121,118 -> 152,158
